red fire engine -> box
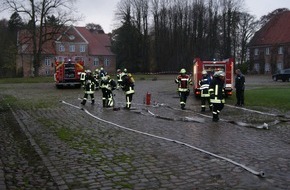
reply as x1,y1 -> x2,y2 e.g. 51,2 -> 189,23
192,57 -> 234,97
54,58 -> 84,88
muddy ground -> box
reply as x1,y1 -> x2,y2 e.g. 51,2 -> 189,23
0,74 -> 289,189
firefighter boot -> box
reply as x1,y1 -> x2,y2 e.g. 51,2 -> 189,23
181,103 -> 185,110
201,107 -> 205,112
81,100 -> 86,105
91,99 -> 95,105
212,114 -> 219,122
102,99 -> 107,107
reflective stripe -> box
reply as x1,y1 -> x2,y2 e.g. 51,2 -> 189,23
200,84 -> 209,90
178,88 -> 189,92
85,90 -> 94,94
210,98 -> 225,103
126,87 -> 134,94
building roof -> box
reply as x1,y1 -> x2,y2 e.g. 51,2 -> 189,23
249,11 -> 290,47
18,25 -> 114,56
75,26 -> 114,56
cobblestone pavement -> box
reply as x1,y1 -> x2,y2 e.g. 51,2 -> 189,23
0,75 -> 289,189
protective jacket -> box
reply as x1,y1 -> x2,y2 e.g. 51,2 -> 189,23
175,74 -> 192,110
209,77 -> 225,103
121,73 -> 135,109
80,73 -> 97,105
100,76 -> 117,107
82,74 -> 97,94
175,74 -> 192,92
199,76 -> 211,97
121,74 -> 135,95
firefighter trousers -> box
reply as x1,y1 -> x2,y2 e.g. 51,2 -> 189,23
212,103 -> 224,122
81,93 -> 95,105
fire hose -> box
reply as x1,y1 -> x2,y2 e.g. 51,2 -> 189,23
61,100 -> 265,178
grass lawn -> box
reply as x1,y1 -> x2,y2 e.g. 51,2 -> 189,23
227,87 -> 290,112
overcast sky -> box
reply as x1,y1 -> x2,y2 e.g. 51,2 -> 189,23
1,0 -> 290,33
77,0 -> 290,33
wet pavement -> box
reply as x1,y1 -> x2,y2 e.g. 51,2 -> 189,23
0,75 -> 290,189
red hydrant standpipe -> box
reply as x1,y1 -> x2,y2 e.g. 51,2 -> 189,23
146,92 -> 151,105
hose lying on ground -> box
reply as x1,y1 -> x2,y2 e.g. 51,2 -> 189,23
61,100 -> 265,178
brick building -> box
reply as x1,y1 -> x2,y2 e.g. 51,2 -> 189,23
248,11 -> 290,74
16,25 -> 116,77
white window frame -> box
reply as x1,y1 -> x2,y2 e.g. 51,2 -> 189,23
80,45 -> 86,52
93,57 -> 99,66
59,44 -> 65,52
278,47 -> 283,54
277,62 -> 283,70
254,63 -> 260,72
104,58 -> 109,66
254,48 -> 259,56
265,47 -> 270,55
264,63 -> 270,72
69,44 -> 75,52
44,57 -> 51,66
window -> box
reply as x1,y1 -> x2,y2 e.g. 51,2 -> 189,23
254,63 -> 260,72
265,47 -> 270,55
69,45 -> 75,52
44,57 -> 51,66
254,48 -> 259,56
104,58 -> 109,66
80,45 -> 86,52
59,44 -> 65,52
93,57 -> 99,66
45,70 -> 50,75
264,63 -> 270,73
278,47 -> 283,54
277,62 -> 283,70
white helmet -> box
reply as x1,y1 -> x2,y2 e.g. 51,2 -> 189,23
214,71 -> 225,77
202,70 -> 207,75
123,68 -> 127,73
180,68 -> 186,74
86,70 -> 91,73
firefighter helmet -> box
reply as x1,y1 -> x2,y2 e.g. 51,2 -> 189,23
214,71 -> 225,77
117,69 -> 121,73
124,68 -> 127,73
180,68 -> 186,74
202,70 -> 207,75
86,70 -> 91,73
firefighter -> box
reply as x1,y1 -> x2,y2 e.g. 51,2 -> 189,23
100,74 -> 117,108
175,68 -> 192,110
209,71 -> 225,122
94,68 -> 100,90
81,70 -> 97,105
116,68 -> 123,89
199,70 -> 212,112
99,67 -> 107,78
120,70 -> 135,109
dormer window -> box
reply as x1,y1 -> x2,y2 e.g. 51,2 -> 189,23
69,35 -> 75,40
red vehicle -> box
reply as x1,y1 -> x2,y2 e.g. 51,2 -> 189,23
54,59 -> 84,88
192,57 -> 234,97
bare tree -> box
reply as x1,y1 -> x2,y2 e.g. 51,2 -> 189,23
2,0 -> 78,76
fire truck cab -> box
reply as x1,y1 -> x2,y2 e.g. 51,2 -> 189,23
54,58 -> 85,88
192,57 -> 234,97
